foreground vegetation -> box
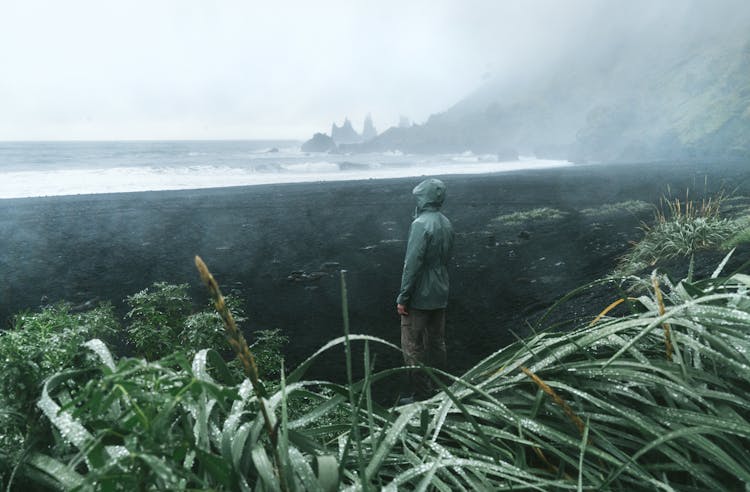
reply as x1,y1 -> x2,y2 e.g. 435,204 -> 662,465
2,192 -> 750,490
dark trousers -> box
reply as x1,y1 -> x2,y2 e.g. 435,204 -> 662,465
400,308 -> 447,399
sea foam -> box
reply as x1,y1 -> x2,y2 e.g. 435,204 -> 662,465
0,141 -> 570,199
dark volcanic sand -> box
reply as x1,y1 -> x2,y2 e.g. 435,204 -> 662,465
1,161 -> 749,382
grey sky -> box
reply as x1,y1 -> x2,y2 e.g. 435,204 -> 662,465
0,0 -> 746,141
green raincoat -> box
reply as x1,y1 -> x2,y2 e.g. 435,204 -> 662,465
396,178 -> 455,310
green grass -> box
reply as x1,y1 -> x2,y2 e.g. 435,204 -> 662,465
579,200 -> 651,217
617,191 -> 742,276
493,207 -> 568,226
728,226 -> 750,248
5,253 -> 750,490
723,196 -> 750,249
0,303 -> 119,488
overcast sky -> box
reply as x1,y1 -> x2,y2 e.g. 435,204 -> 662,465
0,1 -> 746,141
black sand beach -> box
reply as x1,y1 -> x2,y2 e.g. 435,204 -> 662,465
2,161 -> 749,380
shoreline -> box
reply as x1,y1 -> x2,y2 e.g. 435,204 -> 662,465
2,160 -> 749,378
2,157 -> 742,203
0,157 -> 572,200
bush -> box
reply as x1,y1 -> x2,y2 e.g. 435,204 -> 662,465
0,302 -> 118,414
249,328 -> 288,380
125,282 -> 191,360
181,299 -> 288,381
180,295 -> 247,357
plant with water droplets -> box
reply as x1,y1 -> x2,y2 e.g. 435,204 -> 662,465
617,188 -> 741,277
0,302 -> 118,488
124,282 -> 192,360
10,252 -> 750,491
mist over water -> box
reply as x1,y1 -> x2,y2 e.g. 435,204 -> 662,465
0,140 -> 569,199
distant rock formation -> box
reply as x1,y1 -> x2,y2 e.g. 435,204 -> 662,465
331,118 -> 362,145
304,115 -> 378,150
362,113 -> 378,141
398,116 -> 412,128
301,133 -> 337,153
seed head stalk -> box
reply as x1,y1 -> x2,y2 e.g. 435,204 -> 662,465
651,275 -> 674,362
194,255 -> 289,492
521,366 -> 585,435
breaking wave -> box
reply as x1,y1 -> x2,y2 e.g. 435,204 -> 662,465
0,141 -> 571,199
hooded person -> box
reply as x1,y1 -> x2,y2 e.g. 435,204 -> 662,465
396,178 -> 455,402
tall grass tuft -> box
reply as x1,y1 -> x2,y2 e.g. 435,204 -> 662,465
617,189 -> 740,276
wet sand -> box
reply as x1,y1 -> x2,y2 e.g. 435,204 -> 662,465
1,160 -> 749,379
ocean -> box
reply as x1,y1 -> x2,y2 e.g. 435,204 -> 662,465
0,140 -> 571,199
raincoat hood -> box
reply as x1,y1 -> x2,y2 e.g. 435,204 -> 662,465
412,178 -> 446,213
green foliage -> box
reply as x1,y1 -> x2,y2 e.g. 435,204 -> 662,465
125,282 -> 191,360
0,303 -> 118,486
14,258 -> 750,490
728,225 -> 750,248
8,257 -> 750,490
0,303 -> 118,414
34,347 -> 262,490
181,296 -> 247,354
249,329 -> 288,380
0,281 -> 294,490
181,310 -> 226,352
492,207 -> 568,226
617,191 -> 741,275
724,196 -> 750,248
580,200 -> 651,217
20,342 -> 345,491
180,298 -> 287,381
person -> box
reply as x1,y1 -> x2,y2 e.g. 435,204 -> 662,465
396,178 -> 454,402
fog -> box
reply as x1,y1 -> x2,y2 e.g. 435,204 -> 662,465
0,0 -> 748,141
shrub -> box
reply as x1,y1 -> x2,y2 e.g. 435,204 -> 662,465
180,295 -> 247,356
249,328 -> 289,380
181,298 -> 287,381
125,282 -> 191,359
617,191 -> 740,275
0,302 -> 118,414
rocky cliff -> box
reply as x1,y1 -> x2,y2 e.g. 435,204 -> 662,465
347,22 -> 750,163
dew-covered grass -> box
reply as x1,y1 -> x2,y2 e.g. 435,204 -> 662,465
4,251 -> 750,490
579,200 -> 652,217
493,207 -> 568,226
616,190 -> 743,276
